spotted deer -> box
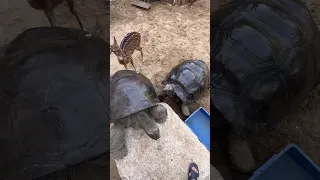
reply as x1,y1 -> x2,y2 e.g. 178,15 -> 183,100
110,32 -> 144,71
27,0 -> 85,30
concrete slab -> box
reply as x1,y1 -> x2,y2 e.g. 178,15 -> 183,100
114,103 -> 212,180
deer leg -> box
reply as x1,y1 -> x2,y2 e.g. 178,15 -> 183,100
128,57 -> 137,71
66,0 -> 85,31
137,47 -> 144,63
123,63 -> 128,70
44,10 -> 56,27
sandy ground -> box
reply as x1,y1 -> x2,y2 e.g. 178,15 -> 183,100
216,0 -> 320,179
110,0 -> 210,116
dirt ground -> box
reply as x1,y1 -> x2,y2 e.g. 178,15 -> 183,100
110,0 -> 210,116
217,0 -> 320,177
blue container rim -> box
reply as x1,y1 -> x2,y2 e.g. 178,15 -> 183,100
185,107 -> 210,123
184,107 -> 210,151
249,143 -> 320,180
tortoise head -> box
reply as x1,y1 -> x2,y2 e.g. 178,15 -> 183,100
163,84 -> 175,97
110,37 -> 125,60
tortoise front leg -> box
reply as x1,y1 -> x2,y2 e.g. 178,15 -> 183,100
227,132 -> 255,172
44,10 -> 57,27
149,104 -> 167,124
110,123 -> 128,159
181,103 -> 191,116
135,111 -> 160,140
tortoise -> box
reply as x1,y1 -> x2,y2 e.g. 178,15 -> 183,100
160,60 -> 209,117
110,70 -> 168,159
211,0 -> 320,173
0,27 -> 109,180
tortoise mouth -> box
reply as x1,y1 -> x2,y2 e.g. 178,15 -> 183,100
163,84 -> 175,96
164,89 -> 175,97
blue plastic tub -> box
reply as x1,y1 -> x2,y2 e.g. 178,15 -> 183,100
184,107 -> 210,151
249,144 -> 320,180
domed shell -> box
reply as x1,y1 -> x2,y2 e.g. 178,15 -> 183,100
164,60 -> 210,104
0,27 -> 110,179
211,0 -> 320,136
110,70 -> 159,121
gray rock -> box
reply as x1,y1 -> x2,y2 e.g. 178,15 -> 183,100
114,103 -> 213,179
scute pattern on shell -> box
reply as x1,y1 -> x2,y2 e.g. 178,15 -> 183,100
164,60 -> 210,105
211,0 -> 320,137
110,70 -> 159,121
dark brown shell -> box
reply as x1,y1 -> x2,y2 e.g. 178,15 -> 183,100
211,0 -> 320,136
110,70 -> 159,121
164,60 -> 209,104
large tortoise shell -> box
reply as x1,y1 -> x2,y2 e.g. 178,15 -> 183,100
110,70 -> 159,121
211,0 -> 320,136
164,60 -> 210,105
